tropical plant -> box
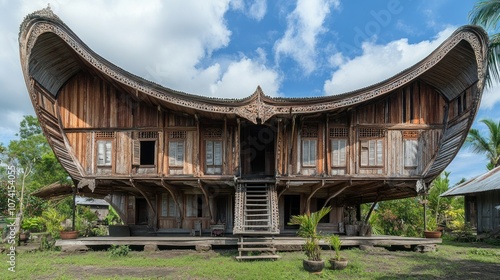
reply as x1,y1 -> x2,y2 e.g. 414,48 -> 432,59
21,216 -> 44,232
108,244 -> 131,257
328,234 -> 342,261
465,118 -> 500,170
427,171 -> 453,230
469,0 -> 500,87
41,207 -> 65,238
288,206 -> 331,261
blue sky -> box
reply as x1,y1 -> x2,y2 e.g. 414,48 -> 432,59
1,0 -> 499,186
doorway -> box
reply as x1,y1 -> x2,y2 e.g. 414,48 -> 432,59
240,124 -> 275,176
284,195 -> 301,229
135,198 -> 148,225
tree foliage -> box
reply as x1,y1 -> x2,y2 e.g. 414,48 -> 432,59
0,115 -> 70,218
465,118 -> 500,169
469,0 -> 500,87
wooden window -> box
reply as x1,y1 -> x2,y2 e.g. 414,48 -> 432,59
168,131 -> 186,167
186,194 -> 204,217
330,128 -> 348,167
161,193 -> 178,217
403,130 -> 419,168
360,139 -> 383,167
205,140 -> 223,175
97,140 -> 112,166
168,141 -> 184,167
302,139 -> 317,167
301,124 -> 318,167
132,131 -> 158,167
359,128 -> 385,167
331,139 -> 347,167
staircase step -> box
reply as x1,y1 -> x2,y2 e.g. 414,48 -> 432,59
235,255 -> 280,261
246,198 -> 268,201
237,241 -> 274,245
245,204 -> 269,207
245,219 -> 270,223
243,225 -> 272,228
238,248 -> 276,252
245,213 -> 270,217
244,209 -> 269,212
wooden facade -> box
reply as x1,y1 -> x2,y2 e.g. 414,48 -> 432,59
20,8 -> 489,235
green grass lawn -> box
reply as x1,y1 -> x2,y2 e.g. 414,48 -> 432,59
1,240 -> 499,279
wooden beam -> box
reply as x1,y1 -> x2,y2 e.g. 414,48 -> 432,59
160,179 -> 183,223
197,179 -> 215,224
364,194 -> 380,223
306,180 -> 325,214
277,180 -> 290,200
323,183 -> 351,208
129,179 -> 157,225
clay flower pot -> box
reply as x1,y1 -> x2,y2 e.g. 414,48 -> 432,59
59,230 -> 79,239
424,230 -> 442,238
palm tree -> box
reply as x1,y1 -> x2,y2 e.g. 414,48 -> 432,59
469,0 -> 500,87
465,118 -> 500,169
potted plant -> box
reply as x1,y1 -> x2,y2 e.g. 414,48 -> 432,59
105,206 -> 129,237
288,206 -> 331,273
328,234 -> 348,270
41,207 -> 79,239
424,216 -> 442,238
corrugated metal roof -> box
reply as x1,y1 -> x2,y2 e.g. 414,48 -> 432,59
441,166 -> 500,196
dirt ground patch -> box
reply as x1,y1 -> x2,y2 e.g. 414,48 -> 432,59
63,265 -> 176,279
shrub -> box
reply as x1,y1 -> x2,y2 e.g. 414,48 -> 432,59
108,245 -> 130,257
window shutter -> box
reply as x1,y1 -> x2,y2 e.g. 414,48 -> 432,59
376,139 -> 383,166
168,142 -> 177,166
176,142 -> 184,165
132,140 -> 140,166
214,141 -> 222,165
310,140 -> 317,165
360,140 -> 368,166
404,139 -> 418,167
302,140 -> 310,166
105,141 -> 112,165
206,141 -> 213,166
97,141 -> 105,165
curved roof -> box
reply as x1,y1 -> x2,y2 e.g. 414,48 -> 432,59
19,7 -> 489,185
19,7 -> 489,124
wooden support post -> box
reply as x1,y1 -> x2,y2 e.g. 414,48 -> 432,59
72,184 -> 77,231
364,195 -> 380,223
129,179 -> 157,226
323,183 -> 351,208
160,179 -> 183,223
197,180 -> 215,224
306,180 -> 325,214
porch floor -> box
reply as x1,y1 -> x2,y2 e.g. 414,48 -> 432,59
55,235 -> 441,250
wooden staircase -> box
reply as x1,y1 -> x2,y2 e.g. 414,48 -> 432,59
234,182 -> 280,260
236,236 -> 280,261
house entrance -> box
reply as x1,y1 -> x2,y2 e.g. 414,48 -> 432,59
136,198 -> 148,225
284,195 -> 301,229
240,124 -> 275,176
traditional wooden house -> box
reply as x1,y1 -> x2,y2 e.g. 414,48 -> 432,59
442,166 -> 500,233
20,8 -> 488,238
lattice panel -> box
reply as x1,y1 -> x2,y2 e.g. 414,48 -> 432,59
233,184 -> 245,233
204,128 -> 223,138
402,130 -> 419,139
138,131 -> 158,139
269,184 -> 280,234
95,131 -> 115,138
359,128 -> 385,138
329,127 -> 348,138
301,125 -> 318,137
168,131 -> 186,139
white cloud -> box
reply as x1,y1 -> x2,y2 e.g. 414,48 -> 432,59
210,57 -> 281,98
248,0 -> 267,21
324,27 -> 455,95
274,0 -> 339,74
480,82 -> 500,109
